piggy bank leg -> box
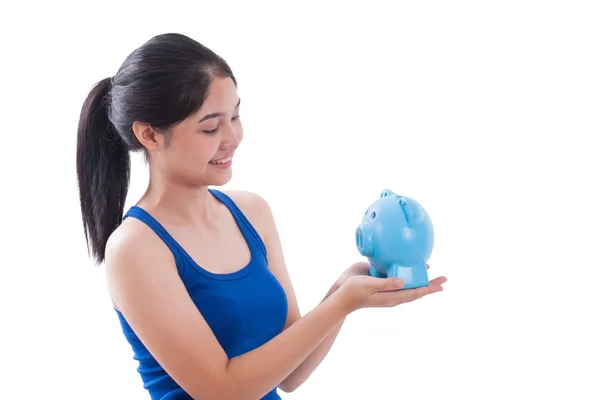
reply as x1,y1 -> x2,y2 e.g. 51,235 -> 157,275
368,263 -> 387,278
388,263 -> 429,289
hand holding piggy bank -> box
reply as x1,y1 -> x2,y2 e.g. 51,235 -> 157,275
355,189 -> 434,289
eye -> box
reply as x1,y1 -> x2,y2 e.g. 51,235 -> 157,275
370,211 -> 376,219
202,115 -> 240,134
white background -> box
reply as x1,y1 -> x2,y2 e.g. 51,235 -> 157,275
1,1 -> 599,399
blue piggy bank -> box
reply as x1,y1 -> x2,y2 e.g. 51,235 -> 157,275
355,189 -> 434,289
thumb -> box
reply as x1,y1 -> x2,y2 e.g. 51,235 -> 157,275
372,276 -> 404,292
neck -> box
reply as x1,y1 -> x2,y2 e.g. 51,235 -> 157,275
138,172 -> 219,227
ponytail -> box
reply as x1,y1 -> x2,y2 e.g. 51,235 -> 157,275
76,77 -> 131,264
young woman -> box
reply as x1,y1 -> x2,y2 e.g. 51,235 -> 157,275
76,33 -> 447,400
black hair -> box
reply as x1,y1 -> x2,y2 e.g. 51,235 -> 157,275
76,33 -> 236,264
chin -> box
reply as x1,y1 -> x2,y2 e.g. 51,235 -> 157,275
210,177 -> 232,187
207,170 -> 233,187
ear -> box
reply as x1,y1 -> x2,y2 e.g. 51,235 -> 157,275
132,121 -> 165,151
380,189 -> 397,198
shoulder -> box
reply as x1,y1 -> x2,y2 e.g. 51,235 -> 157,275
106,215 -> 170,262
220,190 -> 273,218
104,215 -> 177,306
220,189 -> 270,211
220,189 -> 276,237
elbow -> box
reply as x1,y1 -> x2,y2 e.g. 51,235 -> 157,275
189,387 -> 239,400
190,380 -> 297,399
190,377 -> 267,400
278,377 -> 301,393
187,378 -> 242,400
278,384 -> 297,394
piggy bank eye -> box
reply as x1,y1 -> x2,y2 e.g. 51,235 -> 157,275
370,211 -> 376,219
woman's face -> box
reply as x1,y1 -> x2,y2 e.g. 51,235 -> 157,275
141,77 -> 243,188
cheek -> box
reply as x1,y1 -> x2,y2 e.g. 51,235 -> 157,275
165,138 -> 205,168
236,125 -> 244,142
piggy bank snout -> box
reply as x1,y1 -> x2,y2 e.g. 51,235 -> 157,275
355,223 -> 374,257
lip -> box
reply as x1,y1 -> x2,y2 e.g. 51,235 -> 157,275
210,153 -> 234,163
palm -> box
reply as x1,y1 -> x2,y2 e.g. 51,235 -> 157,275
338,262 -> 444,287
345,261 -> 370,276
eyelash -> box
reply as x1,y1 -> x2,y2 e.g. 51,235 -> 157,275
203,115 -> 241,134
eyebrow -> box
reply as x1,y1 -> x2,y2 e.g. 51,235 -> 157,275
198,98 -> 241,123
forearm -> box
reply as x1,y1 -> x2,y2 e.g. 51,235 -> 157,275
279,318 -> 345,392
223,288 -> 349,400
279,284 -> 346,392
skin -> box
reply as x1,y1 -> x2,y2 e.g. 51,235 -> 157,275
105,77 -> 447,400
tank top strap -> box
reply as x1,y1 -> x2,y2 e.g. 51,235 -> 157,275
123,206 -> 187,275
209,188 -> 268,258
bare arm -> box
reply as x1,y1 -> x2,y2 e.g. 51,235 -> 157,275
225,287 -> 348,395
105,219 -> 351,400
277,285 -> 346,392
239,192 -> 347,392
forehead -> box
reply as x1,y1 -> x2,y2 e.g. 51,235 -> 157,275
199,77 -> 239,111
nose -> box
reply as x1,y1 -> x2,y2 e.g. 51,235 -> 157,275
220,121 -> 242,150
355,223 -> 374,257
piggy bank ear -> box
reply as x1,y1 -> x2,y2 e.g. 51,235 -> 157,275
380,189 -> 397,198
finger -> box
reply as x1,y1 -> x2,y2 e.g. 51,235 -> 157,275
429,276 -> 447,286
401,286 -> 436,302
354,263 -> 371,275
375,283 -> 442,306
370,276 -> 404,292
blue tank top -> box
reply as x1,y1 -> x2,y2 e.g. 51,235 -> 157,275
114,189 -> 289,399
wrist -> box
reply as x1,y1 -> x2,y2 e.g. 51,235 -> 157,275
326,283 -> 356,316
328,281 -> 342,296
320,280 -> 341,303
